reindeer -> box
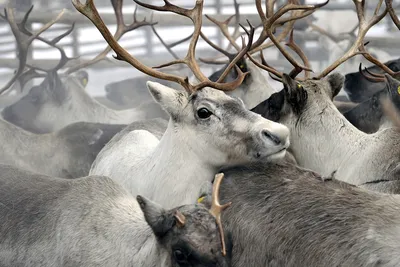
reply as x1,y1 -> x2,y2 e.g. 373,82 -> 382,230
344,73 -> 400,133
0,164 -> 232,267
0,4 -> 168,133
69,0 -> 320,209
201,162 -> 400,267
345,58 -> 400,102
250,0 -> 400,194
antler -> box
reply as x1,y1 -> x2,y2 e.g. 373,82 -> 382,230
245,0 -> 328,79
72,0 -> 251,92
285,29 -> 311,79
385,0 -> 400,30
247,27 -> 312,81
358,63 -> 386,83
65,0 -> 156,74
317,0 -> 388,78
0,6 -> 65,94
251,0 -> 329,55
210,173 -> 231,257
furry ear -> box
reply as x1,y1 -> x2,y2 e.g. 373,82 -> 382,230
146,81 -> 188,119
137,195 -> 176,238
326,73 -> 344,98
282,73 -> 308,114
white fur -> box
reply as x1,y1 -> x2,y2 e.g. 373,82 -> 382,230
91,81 -> 290,208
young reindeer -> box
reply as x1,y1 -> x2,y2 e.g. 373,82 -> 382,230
69,0 -> 318,208
0,164 -> 232,267
251,0 -> 400,194
0,4 -> 167,134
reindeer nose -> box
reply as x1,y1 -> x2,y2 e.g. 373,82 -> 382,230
262,130 -> 282,145
261,125 -> 289,146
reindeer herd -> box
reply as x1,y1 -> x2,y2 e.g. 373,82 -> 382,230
2,0 -> 400,266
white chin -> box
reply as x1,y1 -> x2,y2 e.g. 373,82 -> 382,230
266,149 -> 287,161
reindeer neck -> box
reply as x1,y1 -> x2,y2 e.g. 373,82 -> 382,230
289,103 -> 369,177
143,120 -> 217,209
68,85 -> 136,124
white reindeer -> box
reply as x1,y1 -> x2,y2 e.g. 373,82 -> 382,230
90,82 -> 290,208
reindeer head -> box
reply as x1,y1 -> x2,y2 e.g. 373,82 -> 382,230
147,81 -> 290,163
258,73 -> 345,128
137,173 -> 232,267
2,71 -> 88,133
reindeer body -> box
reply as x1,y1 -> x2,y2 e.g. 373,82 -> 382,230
0,164 -> 230,267
91,82 -> 290,208
218,163 -> 400,267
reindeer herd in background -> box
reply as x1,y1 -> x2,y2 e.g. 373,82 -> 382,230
2,0 -> 400,266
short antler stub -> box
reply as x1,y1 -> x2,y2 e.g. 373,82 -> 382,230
209,173 -> 232,257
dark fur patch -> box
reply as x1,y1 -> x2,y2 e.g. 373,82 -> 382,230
251,90 -> 285,121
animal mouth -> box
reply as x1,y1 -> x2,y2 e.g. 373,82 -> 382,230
255,146 -> 287,159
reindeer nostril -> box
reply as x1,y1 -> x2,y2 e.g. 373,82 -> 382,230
262,130 -> 281,145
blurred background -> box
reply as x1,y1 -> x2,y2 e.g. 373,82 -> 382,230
1,0 -> 400,96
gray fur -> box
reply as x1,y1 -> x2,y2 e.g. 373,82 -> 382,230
216,162 -> 400,267
0,117 -> 126,178
252,73 -> 400,194
0,164 -> 231,267
1,72 -> 168,133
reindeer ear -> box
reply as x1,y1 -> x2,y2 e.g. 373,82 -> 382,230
137,195 -> 176,238
326,73 -> 344,98
282,73 -> 308,114
146,81 -> 188,119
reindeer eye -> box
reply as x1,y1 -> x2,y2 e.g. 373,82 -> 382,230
173,249 -> 187,263
197,108 -> 213,119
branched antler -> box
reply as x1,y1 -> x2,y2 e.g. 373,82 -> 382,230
0,6 -> 65,94
210,173 -> 231,257
285,29 -> 311,78
66,0 -> 156,74
385,0 -> 400,30
72,0 -> 251,92
317,0 -> 388,78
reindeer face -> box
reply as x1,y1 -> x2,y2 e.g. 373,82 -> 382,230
137,196 -> 232,267
1,71 -> 88,133
344,58 -> 400,103
147,81 -> 290,165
